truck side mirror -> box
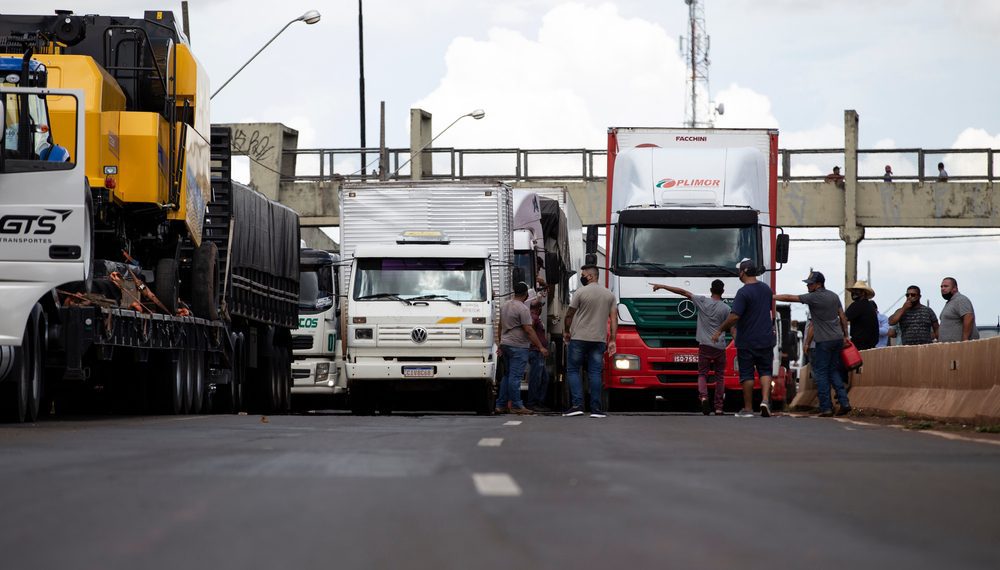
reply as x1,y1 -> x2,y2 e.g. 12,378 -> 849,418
775,234 -> 789,264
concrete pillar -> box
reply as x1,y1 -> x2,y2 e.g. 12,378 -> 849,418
840,110 -> 864,306
409,109 -> 432,180
219,123 -> 299,201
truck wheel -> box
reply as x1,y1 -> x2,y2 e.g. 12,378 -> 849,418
350,384 -> 376,416
163,351 -> 185,414
191,242 -> 219,320
275,344 -> 291,414
191,350 -> 205,414
154,258 -> 180,315
181,350 -> 195,414
474,378 -> 496,416
2,305 -> 43,422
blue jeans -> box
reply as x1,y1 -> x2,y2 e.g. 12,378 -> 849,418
812,339 -> 850,412
567,340 -> 606,412
526,350 -> 549,407
496,345 -> 529,409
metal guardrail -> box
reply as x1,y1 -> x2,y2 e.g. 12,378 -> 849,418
281,146 -> 999,183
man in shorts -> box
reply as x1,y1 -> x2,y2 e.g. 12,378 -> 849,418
652,279 -> 730,415
712,259 -> 774,418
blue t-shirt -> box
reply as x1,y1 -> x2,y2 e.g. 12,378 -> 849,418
731,281 -> 776,349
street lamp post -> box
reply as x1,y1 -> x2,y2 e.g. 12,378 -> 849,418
392,109 -> 486,179
210,9 -> 321,100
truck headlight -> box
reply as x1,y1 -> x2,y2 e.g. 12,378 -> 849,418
355,328 -> 373,340
316,363 -> 330,382
465,328 -> 484,340
613,354 -> 640,370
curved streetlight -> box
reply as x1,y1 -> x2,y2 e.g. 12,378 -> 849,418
211,10 -> 322,100
392,109 -> 486,179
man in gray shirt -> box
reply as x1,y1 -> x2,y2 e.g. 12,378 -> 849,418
775,271 -> 852,417
652,279 -> 730,415
939,277 -> 979,342
496,282 -> 549,415
563,265 -> 618,418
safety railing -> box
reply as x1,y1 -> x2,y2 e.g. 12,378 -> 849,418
280,146 -> 999,183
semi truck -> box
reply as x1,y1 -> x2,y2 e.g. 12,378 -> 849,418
291,247 -> 342,403
510,188 -> 584,407
339,182 -> 513,415
0,11 -> 298,421
603,127 -> 790,410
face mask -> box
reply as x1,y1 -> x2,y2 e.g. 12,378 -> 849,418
851,293 -> 862,301
942,292 -> 953,301
580,275 -> 589,285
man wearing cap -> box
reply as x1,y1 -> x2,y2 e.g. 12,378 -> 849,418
775,271 -> 852,417
563,265 -> 618,418
711,258 -> 774,418
845,280 -> 879,350
496,281 -> 549,415
652,279 -> 730,415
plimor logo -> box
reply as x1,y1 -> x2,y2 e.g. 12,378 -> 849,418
655,178 -> 721,189
298,317 -> 319,329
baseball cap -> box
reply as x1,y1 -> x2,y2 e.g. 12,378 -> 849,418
736,258 -> 756,275
803,271 -> 825,285
513,281 -> 529,295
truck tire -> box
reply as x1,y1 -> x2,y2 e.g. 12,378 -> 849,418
154,258 -> 180,315
191,350 -> 205,414
1,305 -> 43,423
182,350 -> 194,414
163,351 -> 185,414
474,378 -> 496,416
191,242 -> 219,320
246,327 -> 280,414
349,383 -> 376,416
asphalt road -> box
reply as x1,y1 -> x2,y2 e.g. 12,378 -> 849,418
1,410 -> 998,570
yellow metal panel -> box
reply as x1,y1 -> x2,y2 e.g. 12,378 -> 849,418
172,43 -> 211,143
166,123 -> 210,246
116,112 -> 169,206
437,317 -> 467,324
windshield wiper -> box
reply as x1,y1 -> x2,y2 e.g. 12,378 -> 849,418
679,264 -> 740,276
406,294 -> 462,306
356,293 -> 413,305
619,262 -> 676,276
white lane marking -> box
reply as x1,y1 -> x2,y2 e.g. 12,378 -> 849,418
503,420 -> 522,426
921,430 -> 1000,447
844,427 -> 857,431
472,473 -> 522,496
167,416 -> 212,422
478,438 -> 504,447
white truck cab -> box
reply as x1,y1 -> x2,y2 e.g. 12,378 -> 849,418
292,247 -> 341,399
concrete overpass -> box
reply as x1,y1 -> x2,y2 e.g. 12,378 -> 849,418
219,111 -> 999,293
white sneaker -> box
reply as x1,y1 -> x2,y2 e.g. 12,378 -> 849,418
760,402 -> 771,418
590,412 -> 607,418
735,410 -> 754,418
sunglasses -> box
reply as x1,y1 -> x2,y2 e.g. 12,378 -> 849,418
906,293 -> 919,298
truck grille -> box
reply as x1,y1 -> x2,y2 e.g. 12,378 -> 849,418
292,335 -> 314,350
621,298 -> 729,348
377,325 -> 461,344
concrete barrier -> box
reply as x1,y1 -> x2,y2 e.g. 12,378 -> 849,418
791,337 -> 1000,424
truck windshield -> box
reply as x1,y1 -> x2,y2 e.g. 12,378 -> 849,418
616,225 -> 758,276
353,258 -> 487,302
299,264 -> 334,313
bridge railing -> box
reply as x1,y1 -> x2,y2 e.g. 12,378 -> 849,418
281,146 -> 999,183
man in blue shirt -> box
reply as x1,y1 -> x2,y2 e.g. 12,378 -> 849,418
712,258 -> 775,418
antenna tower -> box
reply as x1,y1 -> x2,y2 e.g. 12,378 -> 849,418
680,0 -> 712,127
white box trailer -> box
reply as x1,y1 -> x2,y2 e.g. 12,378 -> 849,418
339,181 -> 513,414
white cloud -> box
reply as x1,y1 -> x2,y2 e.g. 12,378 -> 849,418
713,83 -> 778,129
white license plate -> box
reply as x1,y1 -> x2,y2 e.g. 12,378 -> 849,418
673,354 -> 698,363
402,366 -> 435,378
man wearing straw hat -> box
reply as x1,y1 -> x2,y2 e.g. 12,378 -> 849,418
845,280 -> 879,350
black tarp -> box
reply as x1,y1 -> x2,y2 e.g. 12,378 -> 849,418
231,182 -> 299,283
538,197 -> 567,287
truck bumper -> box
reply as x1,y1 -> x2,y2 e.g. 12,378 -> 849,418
346,358 -> 494,381
291,358 -> 345,395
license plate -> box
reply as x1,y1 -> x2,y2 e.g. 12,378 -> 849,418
673,354 -> 698,363
402,366 -> 435,378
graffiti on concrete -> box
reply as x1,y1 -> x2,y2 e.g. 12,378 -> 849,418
231,128 -> 276,162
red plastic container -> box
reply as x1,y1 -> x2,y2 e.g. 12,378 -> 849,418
840,341 -> 863,371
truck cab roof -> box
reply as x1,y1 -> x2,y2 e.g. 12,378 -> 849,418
353,244 -> 490,260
